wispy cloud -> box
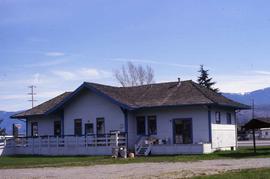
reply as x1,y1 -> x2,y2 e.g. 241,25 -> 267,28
109,58 -> 199,69
253,70 -> 270,75
53,68 -> 111,81
45,51 -> 65,57
24,59 -> 69,68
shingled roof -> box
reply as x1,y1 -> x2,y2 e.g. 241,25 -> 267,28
11,80 -> 250,119
11,92 -> 72,119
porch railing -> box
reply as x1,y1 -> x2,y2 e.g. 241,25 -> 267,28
5,133 -> 127,148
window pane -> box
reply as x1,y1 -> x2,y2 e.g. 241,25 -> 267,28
227,113 -> 232,124
215,112 -> 221,124
85,123 -> 94,135
148,116 -> 157,135
74,119 -> 82,136
54,121 -> 61,136
96,118 -> 105,135
137,116 -> 145,135
31,122 -> 38,137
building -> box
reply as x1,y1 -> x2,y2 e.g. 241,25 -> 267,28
8,80 -> 249,156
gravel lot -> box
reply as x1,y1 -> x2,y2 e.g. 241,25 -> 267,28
1,158 -> 270,179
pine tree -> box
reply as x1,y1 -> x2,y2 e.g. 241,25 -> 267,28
197,65 -> 219,92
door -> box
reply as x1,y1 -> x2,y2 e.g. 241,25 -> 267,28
173,119 -> 192,144
96,118 -> 105,136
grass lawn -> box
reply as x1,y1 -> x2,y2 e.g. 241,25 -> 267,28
192,168 -> 270,179
0,147 -> 270,169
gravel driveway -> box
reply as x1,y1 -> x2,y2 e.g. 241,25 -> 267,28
1,158 -> 270,179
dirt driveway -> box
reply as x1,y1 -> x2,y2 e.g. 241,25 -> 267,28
1,158 -> 270,179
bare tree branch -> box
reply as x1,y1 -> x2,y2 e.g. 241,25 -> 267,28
113,62 -> 155,87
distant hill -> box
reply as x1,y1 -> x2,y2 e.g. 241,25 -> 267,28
223,87 -> 270,125
0,111 -> 25,135
224,87 -> 270,106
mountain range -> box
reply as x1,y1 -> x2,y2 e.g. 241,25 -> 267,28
224,87 -> 270,124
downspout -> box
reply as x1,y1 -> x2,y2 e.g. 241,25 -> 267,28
61,110 -> 65,136
208,106 -> 212,145
235,110 -> 239,150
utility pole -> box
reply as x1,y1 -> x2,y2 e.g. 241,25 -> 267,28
28,85 -> 37,108
252,99 -> 256,153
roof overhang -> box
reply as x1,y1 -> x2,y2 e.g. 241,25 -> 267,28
244,118 -> 270,130
45,82 -> 134,115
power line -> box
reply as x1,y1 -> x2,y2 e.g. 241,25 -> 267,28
28,85 -> 37,108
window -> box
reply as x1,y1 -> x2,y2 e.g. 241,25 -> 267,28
215,112 -> 221,124
136,116 -> 146,135
96,118 -> 105,135
173,119 -> 192,144
31,122 -> 38,137
148,116 -> 157,135
226,113 -> 232,124
85,123 -> 94,135
74,119 -> 82,136
54,121 -> 61,136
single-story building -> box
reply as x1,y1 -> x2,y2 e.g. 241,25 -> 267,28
9,79 -> 249,156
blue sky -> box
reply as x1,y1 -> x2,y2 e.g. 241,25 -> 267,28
1,0 -> 270,111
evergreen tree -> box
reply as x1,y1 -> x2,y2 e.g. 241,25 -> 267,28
197,65 -> 219,92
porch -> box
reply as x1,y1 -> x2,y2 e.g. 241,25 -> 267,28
0,133 -> 127,156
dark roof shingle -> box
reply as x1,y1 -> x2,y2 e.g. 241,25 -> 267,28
87,80 -> 249,109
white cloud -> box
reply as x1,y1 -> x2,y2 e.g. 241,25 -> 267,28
53,71 -> 77,80
109,58 -> 199,69
215,73 -> 270,93
79,68 -> 100,77
45,52 -> 65,57
52,68 -> 111,81
0,94 -> 28,100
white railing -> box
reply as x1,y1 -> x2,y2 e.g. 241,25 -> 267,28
6,133 -> 127,148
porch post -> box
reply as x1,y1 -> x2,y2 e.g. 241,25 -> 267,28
121,108 -> 129,148
25,118 -> 28,137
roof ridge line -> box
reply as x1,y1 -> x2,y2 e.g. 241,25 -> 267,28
190,81 -> 216,104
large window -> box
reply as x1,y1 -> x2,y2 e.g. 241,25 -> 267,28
148,116 -> 157,135
74,119 -> 82,136
31,122 -> 38,137
215,112 -> 221,124
226,113 -> 232,124
136,116 -> 146,135
54,121 -> 61,136
173,119 -> 192,144
96,118 -> 105,135
85,123 -> 94,135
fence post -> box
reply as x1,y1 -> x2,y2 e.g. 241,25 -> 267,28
57,136 -> 59,153
95,134 -> 97,147
115,132 -> 119,147
38,136 -> 41,154
32,137 -> 34,155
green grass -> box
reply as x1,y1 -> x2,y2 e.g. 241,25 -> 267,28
192,168 -> 270,179
0,147 -> 270,169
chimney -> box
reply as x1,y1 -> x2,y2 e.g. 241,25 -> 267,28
177,78 -> 181,87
